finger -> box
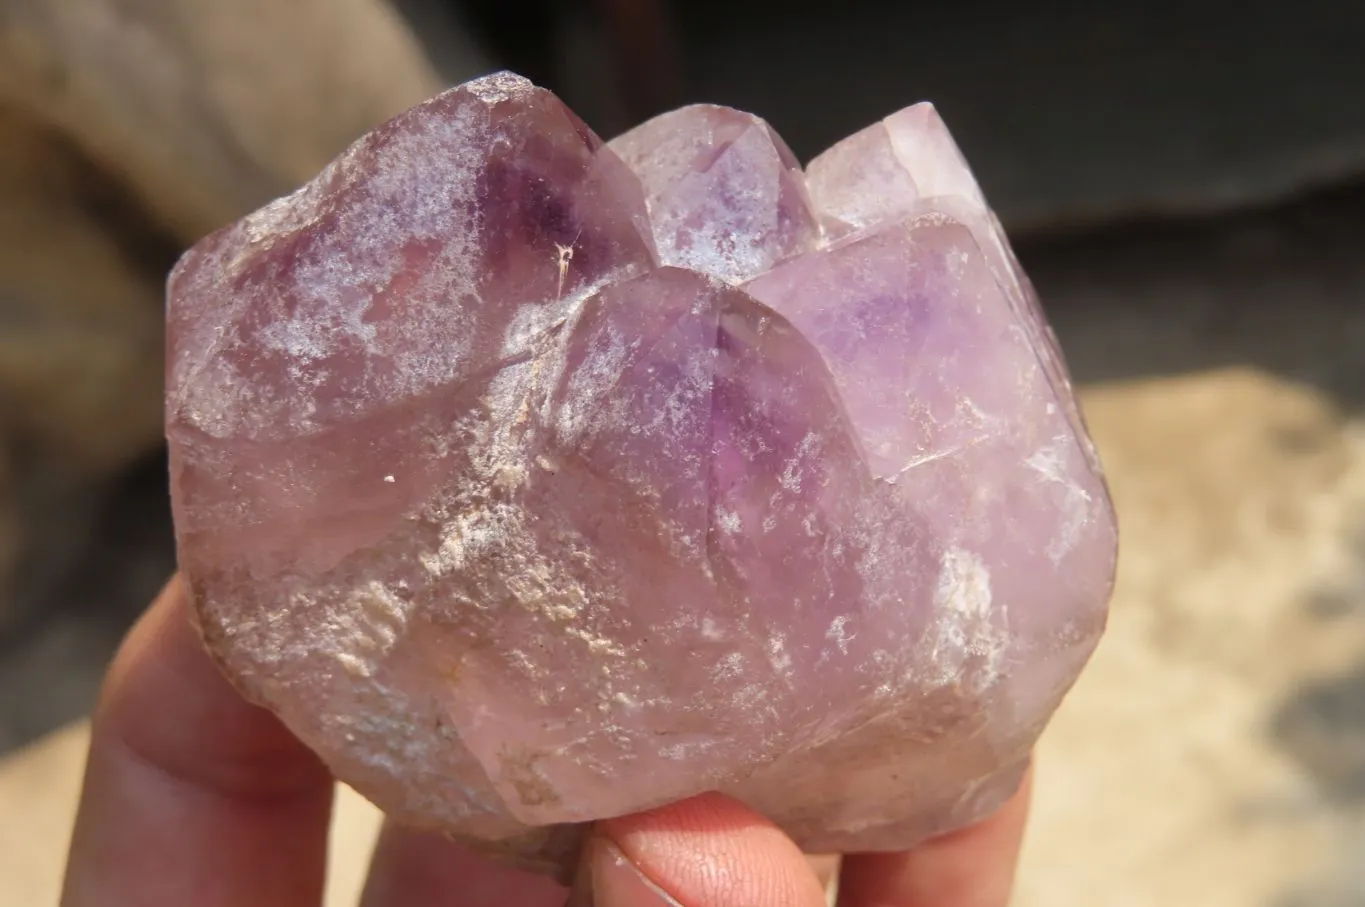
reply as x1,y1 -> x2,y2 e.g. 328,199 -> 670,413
836,767 -> 1033,907
359,822 -> 568,907
579,792 -> 830,907
62,576 -> 335,907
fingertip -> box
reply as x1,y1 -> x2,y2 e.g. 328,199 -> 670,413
578,837 -> 684,907
837,767 -> 1033,907
592,793 -> 828,907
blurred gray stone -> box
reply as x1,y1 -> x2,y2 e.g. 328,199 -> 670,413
678,0 -> 1365,233
0,0 -> 456,242
0,0 -> 481,629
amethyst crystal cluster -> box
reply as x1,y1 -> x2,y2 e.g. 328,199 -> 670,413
166,72 -> 1116,872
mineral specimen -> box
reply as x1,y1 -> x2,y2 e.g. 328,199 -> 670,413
166,72 -> 1117,874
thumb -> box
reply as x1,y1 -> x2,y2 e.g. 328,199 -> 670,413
571,793 -> 829,907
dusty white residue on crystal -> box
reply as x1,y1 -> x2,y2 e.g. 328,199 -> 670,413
177,91 -> 491,438
565,625 -> 627,658
1027,435 -> 1094,564
336,652 -> 372,677
500,266 -> 614,365
714,651 -> 745,682
1024,438 -> 1067,484
556,324 -> 633,442
700,616 -> 725,640
256,258 -> 378,360
768,633 -> 793,674
925,547 -> 1008,689
338,582 -> 410,654
935,549 -> 992,621
778,431 -> 819,493
553,598 -> 592,623
731,682 -> 769,711
231,580 -> 410,674
239,189 -> 315,246
826,615 -> 855,654
659,742 -> 700,761
507,648 -> 537,679
464,70 -> 534,104
501,296 -> 560,355
945,245 -> 971,278
316,675 -> 502,829
716,508 -> 742,534
420,505 -> 510,577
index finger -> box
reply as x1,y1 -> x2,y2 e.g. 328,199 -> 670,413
61,576 -> 335,907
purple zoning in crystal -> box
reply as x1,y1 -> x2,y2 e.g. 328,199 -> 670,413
165,71 -> 1117,876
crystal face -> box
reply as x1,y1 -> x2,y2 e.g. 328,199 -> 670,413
166,72 -> 1117,872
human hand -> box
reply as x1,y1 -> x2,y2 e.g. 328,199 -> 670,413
61,576 -> 1031,906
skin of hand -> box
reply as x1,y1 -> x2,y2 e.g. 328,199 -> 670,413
60,575 -> 1032,907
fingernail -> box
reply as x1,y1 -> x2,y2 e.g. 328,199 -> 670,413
567,837 -> 684,907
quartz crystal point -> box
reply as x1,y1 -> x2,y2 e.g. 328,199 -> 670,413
166,72 -> 1117,876
608,105 -> 820,283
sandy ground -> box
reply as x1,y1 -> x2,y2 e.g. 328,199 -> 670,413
2,187 -> 1364,905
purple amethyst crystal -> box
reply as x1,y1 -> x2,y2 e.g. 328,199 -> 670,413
165,72 -> 1117,874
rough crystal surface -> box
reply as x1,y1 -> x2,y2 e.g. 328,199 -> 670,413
166,72 -> 1118,874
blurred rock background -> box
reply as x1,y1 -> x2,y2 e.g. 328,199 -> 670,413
1,0 -> 1364,904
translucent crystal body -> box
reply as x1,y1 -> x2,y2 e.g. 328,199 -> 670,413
166,72 -> 1117,872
